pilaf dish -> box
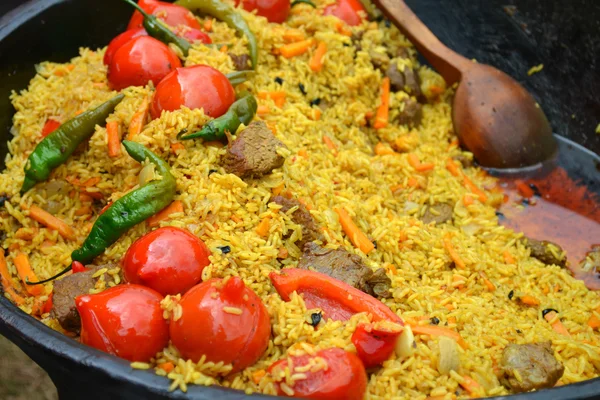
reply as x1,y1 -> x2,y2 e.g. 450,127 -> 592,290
0,0 -> 599,398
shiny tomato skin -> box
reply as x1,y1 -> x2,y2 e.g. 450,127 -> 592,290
323,0 -> 366,26
103,28 -> 148,66
269,348 -> 368,399
174,27 -> 212,44
123,227 -> 211,296
76,284 -> 169,362
150,65 -> 235,119
107,36 -> 181,91
127,0 -> 201,31
351,323 -> 401,368
170,277 -> 271,373
235,0 -> 290,23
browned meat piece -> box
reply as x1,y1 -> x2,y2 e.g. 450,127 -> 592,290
221,121 -> 287,179
229,53 -> 250,71
403,67 -> 422,97
395,47 -> 410,59
272,196 -> 324,248
352,31 -> 364,53
500,342 -> 564,393
386,63 -> 405,93
298,242 -> 392,298
452,154 -> 474,168
51,265 -> 110,333
421,203 -> 453,225
369,49 -> 390,71
396,98 -> 423,126
524,238 -> 567,267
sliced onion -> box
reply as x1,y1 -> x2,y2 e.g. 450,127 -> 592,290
404,201 -> 419,213
461,222 -> 481,236
138,164 -> 156,186
437,336 -> 460,374
395,325 -> 415,360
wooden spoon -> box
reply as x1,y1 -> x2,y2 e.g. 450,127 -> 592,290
371,0 -> 558,169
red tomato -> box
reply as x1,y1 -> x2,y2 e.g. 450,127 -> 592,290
103,28 -> 148,66
268,348 -> 368,399
170,277 -> 270,373
76,284 -> 169,362
150,65 -> 235,119
323,0 -> 366,26
107,36 -> 181,91
235,0 -> 290,23
71,261 -> 90,274
127,0 -> 201,31
123,227 -> 211,296
351,322 -> 402,368
173,26 -> 212,44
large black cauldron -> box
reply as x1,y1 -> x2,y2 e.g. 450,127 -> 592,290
0,0 -> 599,399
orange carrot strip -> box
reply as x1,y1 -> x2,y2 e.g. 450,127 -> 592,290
334,208 -> 375,254
231,215 -> 242,223
312,108 -> 322,121
373,77 -> 390,129
443,235 -> 466,269
252,369 -> 266,384
410,324 -> 468,349
147,200 -> 183,228
298,149 -> 308,158
127,97 -> 149,140
219,45 -> 229,53
503,250 -> 515,264
106,121 -> 121,158
13,253 -> 43,296
463,175 -> 488,203
407,177 -> 420,188
390,184 -> 403,193
407,153 -> 421,169
27,205 -> 75,240
515,179 -> 534,198
158,362 -> 175,373
463,194 -> 474,206
74,205 -> 92,216
445,158 -> 461,177
322,135 -> 338,155
519,295 -> 540,306
479,271 -> 495,292
204,18 -> 213,32
0,252 -> 25,305
588,308 -> 600,330
334,20 -> 352,36
257,105 -> 270,116
282,29 -> 305,42
375,142 -> 395,155
82,177 -> 101,187
544,310 -> 570,336
460,375 -> 482,396
272,183 -> 284,196
170,142 -> 185,153
309,41 -> 327,72
279,39 -> 313,58
256,216 -> 271,237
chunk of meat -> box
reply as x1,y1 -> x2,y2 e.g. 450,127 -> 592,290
524,238 -> 567,267
500,342 -> 564,393
351,30 -> 364,53
402,67 -> 422,98
369,49 -> 390,71
386,63 -> 405,93
221,121 -> 287,179
272,196 -> 324,248
229,53 -> 250,71
51,265 -> 112,333
298,242 -> 392,298
396,98 -> 422,126
421,203 -> 453,225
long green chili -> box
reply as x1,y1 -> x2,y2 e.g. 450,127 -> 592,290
175,0 -> 258,69
179,92 -> 257,141
291,0 -> 316,7
26,141 -> 176,285
123,0 -> 192,56
226,71 -> 255,86
21,94 -> 124,194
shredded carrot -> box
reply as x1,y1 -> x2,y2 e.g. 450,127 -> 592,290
386,264 -> 397,274
203,18 -> 213,32
147,200 -> 184,228
334,20 -> 352,36
282,29 -> 305,42
447,139 -> 459,150
82,177 -> 101,187
277,247 -> 289,259
312,108 -> 322,121
390,184 -> 403,193
322,135 -> 337,155
127,97 -> 150,140
460,375 -> 482,396
258,91 -> 286,107
15,228 -> 37,241
515,179 -> 534,198
219,45 -> 229,53
373,77 -> 390,129
79,193 -> 93,203
410,324 -> 468,349
257,104 -> 270,116
298,149 -> 308,158
588,308 -> 600,330
27,205 -> 75,240
0,252 -> 25,305
13,253 -> 43,296
447,316 -> 457,325
252,369 -> 266,384
443,235 -> 466,269
170,142 -> 185,153
543,285 -> 550,295
407,177 -> 420,188
463,175 -> 488,203
158,362 -> 175,373
309,41 -> 327,72
452,274 -> 466,289
445,158 -> 461,177
463,194 -> 475,206
272,183 -> 285,196
479,271 -> 495,292
407,153 -> 435,172
74,205 -> 92,216
231,215 -> 242,223
93,82 -> 107,88
375,142 -> 395,156
256,216 -> 271,237
279,39 -> 313,58
519,295 -> 540,306
544,310 -> 570,336
503,250 -> 515,264
444,304 -> 455,311
298,198 -> 312,210
106,121 -> 121,158
334,208 -> 375,254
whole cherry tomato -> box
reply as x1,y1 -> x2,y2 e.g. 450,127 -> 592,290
150,65 -> 235,119
323,0 -> 366,26
173,26 -> 212,44
123,227 -> 211,296
127,0 -> 201,31
76,284 -> 169,362
107,36 -> 181,91
103,28 -> 148,66
268,348 -> 368,399
170,277 -> 270,373
235,0 -> 290,24
351,321 -> 402,368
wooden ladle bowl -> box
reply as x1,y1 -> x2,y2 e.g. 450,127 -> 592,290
372,0 -> 558,169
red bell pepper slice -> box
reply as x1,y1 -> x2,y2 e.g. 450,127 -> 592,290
351,321 -> 403,368
41,293 -> 54,314
72,261 -> 90,274
269,268 -> 402,323
41,119 -> 61,138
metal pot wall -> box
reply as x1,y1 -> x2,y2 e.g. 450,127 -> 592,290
0,0 -> 598,399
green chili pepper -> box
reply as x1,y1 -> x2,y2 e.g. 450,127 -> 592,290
123,0 -> 192,56
226,70 -> 255,86
175,0 -> 258,69
21,94 -> 124,194
291,0 -> 316,7
27,141 -> 176,285
179,92 -> 257,141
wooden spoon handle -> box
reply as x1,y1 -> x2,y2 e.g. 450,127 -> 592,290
372,0 -> 472,85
